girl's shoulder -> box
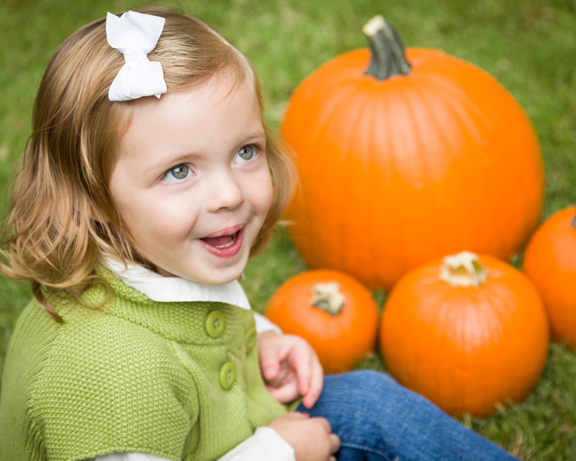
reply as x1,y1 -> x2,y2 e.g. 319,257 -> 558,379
26,292 -> 196,373
2,289 -> 200,416
0,296 -> 198,461
3,294 -> 195,391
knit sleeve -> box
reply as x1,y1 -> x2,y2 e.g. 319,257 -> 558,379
33,316 -> 198,461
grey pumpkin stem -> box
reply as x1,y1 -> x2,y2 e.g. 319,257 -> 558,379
571,213 -> 576,230
363,15 -> 411,81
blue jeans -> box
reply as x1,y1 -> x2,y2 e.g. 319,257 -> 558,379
295,371 -> 518,461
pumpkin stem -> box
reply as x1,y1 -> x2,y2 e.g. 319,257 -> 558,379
439,251 -> 488,287
311,282 -> 345,316
363,15 -> 411,81
571,213 -> 576,231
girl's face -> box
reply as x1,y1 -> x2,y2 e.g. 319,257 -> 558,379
109,74 -> 273,285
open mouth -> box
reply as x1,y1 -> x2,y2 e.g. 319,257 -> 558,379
201,230 -> 239,248
200,225 -> 245,258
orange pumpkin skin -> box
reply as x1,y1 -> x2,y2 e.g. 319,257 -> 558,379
281,47 -> 544,291
523,206 -> 576,350
380,254 -> 549,417
265,270 -> 379,374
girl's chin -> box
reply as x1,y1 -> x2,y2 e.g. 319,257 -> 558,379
188,255 -> 249,286
152,256 -> 247,285
190,268 -> 246,286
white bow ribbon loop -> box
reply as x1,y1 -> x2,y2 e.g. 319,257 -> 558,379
106,11 -> 167,101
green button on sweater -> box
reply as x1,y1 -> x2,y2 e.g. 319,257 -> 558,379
0,268 -> 290,461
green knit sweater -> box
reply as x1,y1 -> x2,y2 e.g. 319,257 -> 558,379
0,268 -> 290,461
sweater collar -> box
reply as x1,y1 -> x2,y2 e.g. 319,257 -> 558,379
102,258 -> 251,310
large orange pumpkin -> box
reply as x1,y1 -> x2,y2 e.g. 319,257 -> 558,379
265,269 -> 379,374
380,251 -> 549,417
523,206 -> 576,351
280,16 -> 544,290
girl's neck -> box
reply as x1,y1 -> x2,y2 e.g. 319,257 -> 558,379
101,257 -> 251,309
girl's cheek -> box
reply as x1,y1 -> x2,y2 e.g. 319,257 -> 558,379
252,167 -> 274,213
139,201 -> 200,239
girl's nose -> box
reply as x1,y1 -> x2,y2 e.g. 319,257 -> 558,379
206,170 -> 245,213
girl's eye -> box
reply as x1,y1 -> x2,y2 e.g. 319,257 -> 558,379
235,145 -> 257,163
163,164 -> 192,182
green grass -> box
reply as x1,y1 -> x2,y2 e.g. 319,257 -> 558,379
1,0 -> 576,459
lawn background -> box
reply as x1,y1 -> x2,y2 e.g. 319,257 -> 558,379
1,0 -> 576,459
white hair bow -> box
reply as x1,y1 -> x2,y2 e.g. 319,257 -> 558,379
106,11 -> 167,101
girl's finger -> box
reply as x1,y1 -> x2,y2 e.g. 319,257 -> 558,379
330,434 -> 341,454
286,340 -> 313,397
265,379 -> 300,403
264,365 -> 292,388
288,411 -> 310,420
258,338 -> 280,381
312,416 -> 332,434
302,354 -> 324,408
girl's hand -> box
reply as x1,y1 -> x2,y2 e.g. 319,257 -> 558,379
258,331 -> 323,408
268,412 -> 340,461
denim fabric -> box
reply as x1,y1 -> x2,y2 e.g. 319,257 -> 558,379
295,371 -> 518,461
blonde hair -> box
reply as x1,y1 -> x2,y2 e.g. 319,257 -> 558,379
0,6 -> 295,320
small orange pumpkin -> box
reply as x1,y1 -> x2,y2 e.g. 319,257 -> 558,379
265,269 -> 379,374
381,252 -> 549,417
523,206 -> 576,350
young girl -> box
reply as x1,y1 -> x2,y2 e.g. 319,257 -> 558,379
0,7 -> 520,461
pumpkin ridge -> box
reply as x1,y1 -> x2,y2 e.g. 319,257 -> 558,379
308,115 -> 338,268
297,83 -> 362,269
383,89 -> 411,278
425,86 -> 498,250
401,79 -> 433,189
421,73 -> 490,129
314,84 -> 368,146
369,89 -> 404,283
432,79 -> 489,148
408,82 -> 455,183
365,97 -> 384,286
477,295 -> 506,342
340,89 -> 377,275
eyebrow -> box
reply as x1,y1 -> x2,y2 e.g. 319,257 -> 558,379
241,130 -> 267,144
